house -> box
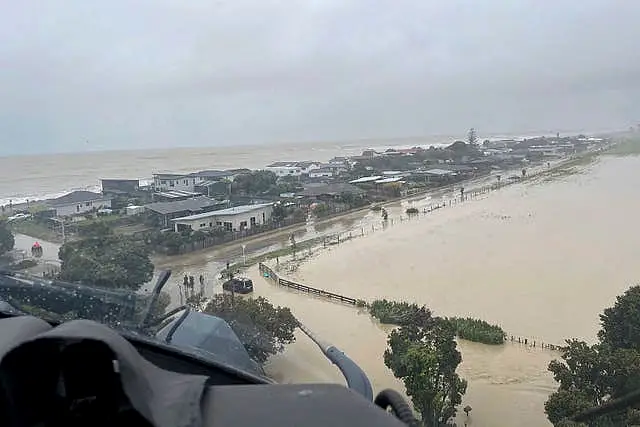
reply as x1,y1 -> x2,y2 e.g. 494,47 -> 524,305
308,167 -> 335,179
297,183 -> 365,201
144,196 -> 227,228
101,179 -> 140,196
265,161 -> 322,178
152,190 -> 202,203
47,191 -> 112,217
265,164 -> 302,178
189,170 -> 238,182
153,173 -> 197,193
172,203 -> 274,233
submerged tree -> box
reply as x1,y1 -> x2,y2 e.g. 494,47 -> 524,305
384,316 -> 467,425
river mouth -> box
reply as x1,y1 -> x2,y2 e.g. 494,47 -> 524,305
247,155 -> 640,426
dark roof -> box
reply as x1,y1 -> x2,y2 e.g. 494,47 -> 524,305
153,173 -> 190,179
226,168 -> 251,174
266,161 -> 293,167
298,183 -> 365,197
189,170 -> 234,179
439,164 -> 476,172
144,196 -> 223,215
48,191 -> 107,207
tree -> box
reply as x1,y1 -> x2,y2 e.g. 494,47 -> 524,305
599,286 -> 640,350
202,294 -> 298,363
545,285 -> 640,425
384,317 -> 467,425
232,170 -> 277,195
58,235 -> 154,290
78,220 -> 113,238
467,128 -> 478,146
0,220 -> 15,256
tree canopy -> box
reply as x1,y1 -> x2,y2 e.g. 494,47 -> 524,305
545,285 -> 640,425
232,170 -> 277,195
58,234 -> 154,290
202,294 -> 298,363
382,305 -> 467,425
0,220 -> 15,256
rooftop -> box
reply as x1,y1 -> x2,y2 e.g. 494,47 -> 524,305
48,191 -> 107,206
172,203 -> 273,222
144,196 -> 224,215
298,183 -> 365,197
375,177 -> 404,184
189,170 -> 234,179
154,190 -> 201,199
423,169 -> 456,176
153,173 -> 190,179
350,176 -> 383,184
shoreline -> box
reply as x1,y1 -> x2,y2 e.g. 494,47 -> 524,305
9,145 -> 608,275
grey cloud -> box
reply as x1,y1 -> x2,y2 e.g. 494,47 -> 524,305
1,0 -> 640,155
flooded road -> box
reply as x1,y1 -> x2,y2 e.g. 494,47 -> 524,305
246,155 -> 640,426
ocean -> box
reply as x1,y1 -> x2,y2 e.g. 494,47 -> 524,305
0,137 -> 456,207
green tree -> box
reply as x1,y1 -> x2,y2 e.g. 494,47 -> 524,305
384,317 -> 467,425
232,170 -> 277,195
546,285 -> 640,425
58,235 -> 154,290
78,220 -> 113,238
599,286 -> 640,350
0,220 -> 15,255
202,294 -> 298,363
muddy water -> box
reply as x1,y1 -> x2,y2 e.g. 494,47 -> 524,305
246,155 -> 640,426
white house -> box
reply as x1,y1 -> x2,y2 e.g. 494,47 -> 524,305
153,173 -> 198,193
308,168 -> 335,179
265,161 -> 322,178
172,203 -> 274,233
265,166 -> 302,178
47,191 -> 112,217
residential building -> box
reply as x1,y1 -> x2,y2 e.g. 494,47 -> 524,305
308,167 -> 335,179
101,179 -> 140,196
153,173 -> 197,193
172,203 -> 274,233
152,190 -> 202,203
265,161 -> 322,178
189,170 -> 237,181
144,196 -> 227,228
47,191 -> 112,217
265,165 -> 302,178
298,183 -> 365,199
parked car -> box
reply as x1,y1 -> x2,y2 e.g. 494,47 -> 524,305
7,213 -> 32,222
222,277 -> 254,294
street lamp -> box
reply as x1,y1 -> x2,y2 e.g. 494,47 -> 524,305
242,244 -> 247,267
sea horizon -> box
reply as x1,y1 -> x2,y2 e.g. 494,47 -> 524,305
0,125 -> 614,160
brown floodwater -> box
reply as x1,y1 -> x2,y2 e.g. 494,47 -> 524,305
246,155 -> 640,426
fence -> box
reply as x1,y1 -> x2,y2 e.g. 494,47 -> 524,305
258,262 -> 357,305
172,217 -> 306,255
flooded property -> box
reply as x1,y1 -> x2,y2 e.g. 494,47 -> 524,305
246,155 -> 640,426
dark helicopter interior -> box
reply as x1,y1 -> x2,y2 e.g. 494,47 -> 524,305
0,288 -> 414,427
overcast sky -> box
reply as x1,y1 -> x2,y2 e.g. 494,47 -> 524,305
1,1 -> 639,156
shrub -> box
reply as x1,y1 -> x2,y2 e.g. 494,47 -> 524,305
447,317 -> 506,345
